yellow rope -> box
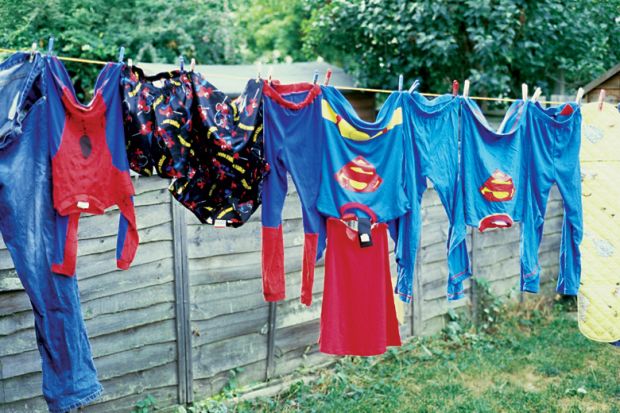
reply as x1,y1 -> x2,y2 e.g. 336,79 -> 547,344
0,47 -> 569,105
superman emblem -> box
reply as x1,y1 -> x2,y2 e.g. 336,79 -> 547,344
480,169 -> 515,202
335,156 -> 383,193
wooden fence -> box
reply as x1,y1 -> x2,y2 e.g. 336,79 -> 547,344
0,176 -> 564,412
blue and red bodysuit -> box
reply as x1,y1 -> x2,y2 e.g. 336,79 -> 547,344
261,81 -> 325,306
46,57 -> 138,275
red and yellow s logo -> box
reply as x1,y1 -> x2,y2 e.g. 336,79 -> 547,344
480,169 -> 515,202
336,156 -> 383,193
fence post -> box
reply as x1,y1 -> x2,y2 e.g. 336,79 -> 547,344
171,198 -> 193,404
265,302 -> 278,380
412,246 -> 424,336
470,228 -> 479,327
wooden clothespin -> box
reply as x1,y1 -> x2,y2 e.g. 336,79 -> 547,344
256,62 -> 262,80
398,74 -> 404,92
463,80 -> 470,98
324,68 -> 332,86
190,58 -> 196,72
29,42 -> 37,62
267,66 -> 273,84
118,46 -> 125,63
575,87 -> 584,104
598,89 -> 606,111
408,79 -> 420,93
47,36 -> 54,55
179,56 -> 185,72
312,70 -> 319,84
452,80 -> 459,96
521,83 -> 528,101
531,87 -> 542,103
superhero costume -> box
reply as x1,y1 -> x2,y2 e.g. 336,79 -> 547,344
396,92 -> 471,301
319,204 -> 401,356
461,97 -> 528,232
0,52 -> 101,412
317,87 -> 409,221
46,56 -> 138,276
121,65 -> 195,178
261,80 -> 325,306
170,76 -> 268,226
520,101 -> 582,295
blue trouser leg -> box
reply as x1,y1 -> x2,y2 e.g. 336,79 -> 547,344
0,68 -> 102,411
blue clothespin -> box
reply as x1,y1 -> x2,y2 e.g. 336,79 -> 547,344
408,79 -> 421,93
398,74 -> 404,92
179,55 -> 185,72
312,70 -> 319,84
47,36 -> 54,55
118,46 -> 125,63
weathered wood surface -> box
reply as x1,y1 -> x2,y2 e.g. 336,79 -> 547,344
0,175 -> 567,412
0,178 -> 178,412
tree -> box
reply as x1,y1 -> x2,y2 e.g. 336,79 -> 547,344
232,0 -> 313,64
0,0 -> 242,99
303,0 -> 620,98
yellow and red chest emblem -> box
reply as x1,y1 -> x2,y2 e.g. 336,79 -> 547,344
336,156 -> 383,193
479,169 -> 515,202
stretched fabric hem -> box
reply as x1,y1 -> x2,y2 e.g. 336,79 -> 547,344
449,267 -> 472,285
49,384 -> 103,413
396,290 -> 413,304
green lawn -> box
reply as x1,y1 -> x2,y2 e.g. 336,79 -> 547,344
186,299 -> 620,413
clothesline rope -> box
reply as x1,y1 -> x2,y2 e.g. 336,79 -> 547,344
0,47 -> 569,105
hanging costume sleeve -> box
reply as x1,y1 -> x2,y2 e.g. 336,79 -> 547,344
116,195 -> 139,269
52,214 -> 80,276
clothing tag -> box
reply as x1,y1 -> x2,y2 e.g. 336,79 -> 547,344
77,201 -> 90,209
7,92 -> 20,120
152,79 -> 166,89
358,218 -> 373,248
214,219 -> 227,228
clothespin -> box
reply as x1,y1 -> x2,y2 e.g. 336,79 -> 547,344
179,56 -> 185,72
267,66 -> 273,84
598,89 -> 606,111
128,58 -> 133,68
118,46 -> 125,63
531,87 -> 542,103
47,36 -> 54,55
408,79 -> 420,93
324,68 -> 332,86
398,74 -> 404,92
190,58 -> 196,72
29,42 -> 37,62
256,62 -> 262,80
452,80 -> 459,96
575,87 -> 584,104
312,70 -> 319,84
521,83 -> 528,101
463,80 -> 470,98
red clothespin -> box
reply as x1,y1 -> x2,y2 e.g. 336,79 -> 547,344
598,89 -> 606,111
452,80 -> 459,96
324,68 -> 332,86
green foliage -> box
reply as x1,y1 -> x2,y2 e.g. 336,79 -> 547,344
0,0 -> 241,98
232,0 -> 313,64
133,394 -> 157,413
303,0 -> 620,96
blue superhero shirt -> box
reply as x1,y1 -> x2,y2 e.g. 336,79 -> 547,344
317,87 -> 409,222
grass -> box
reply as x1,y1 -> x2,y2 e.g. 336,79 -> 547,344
178,294 -> 620,413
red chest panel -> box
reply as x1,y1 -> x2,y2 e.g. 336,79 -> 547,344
52,88 -> 135,215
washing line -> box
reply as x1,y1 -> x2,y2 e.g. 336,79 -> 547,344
0,47 -> 569,105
